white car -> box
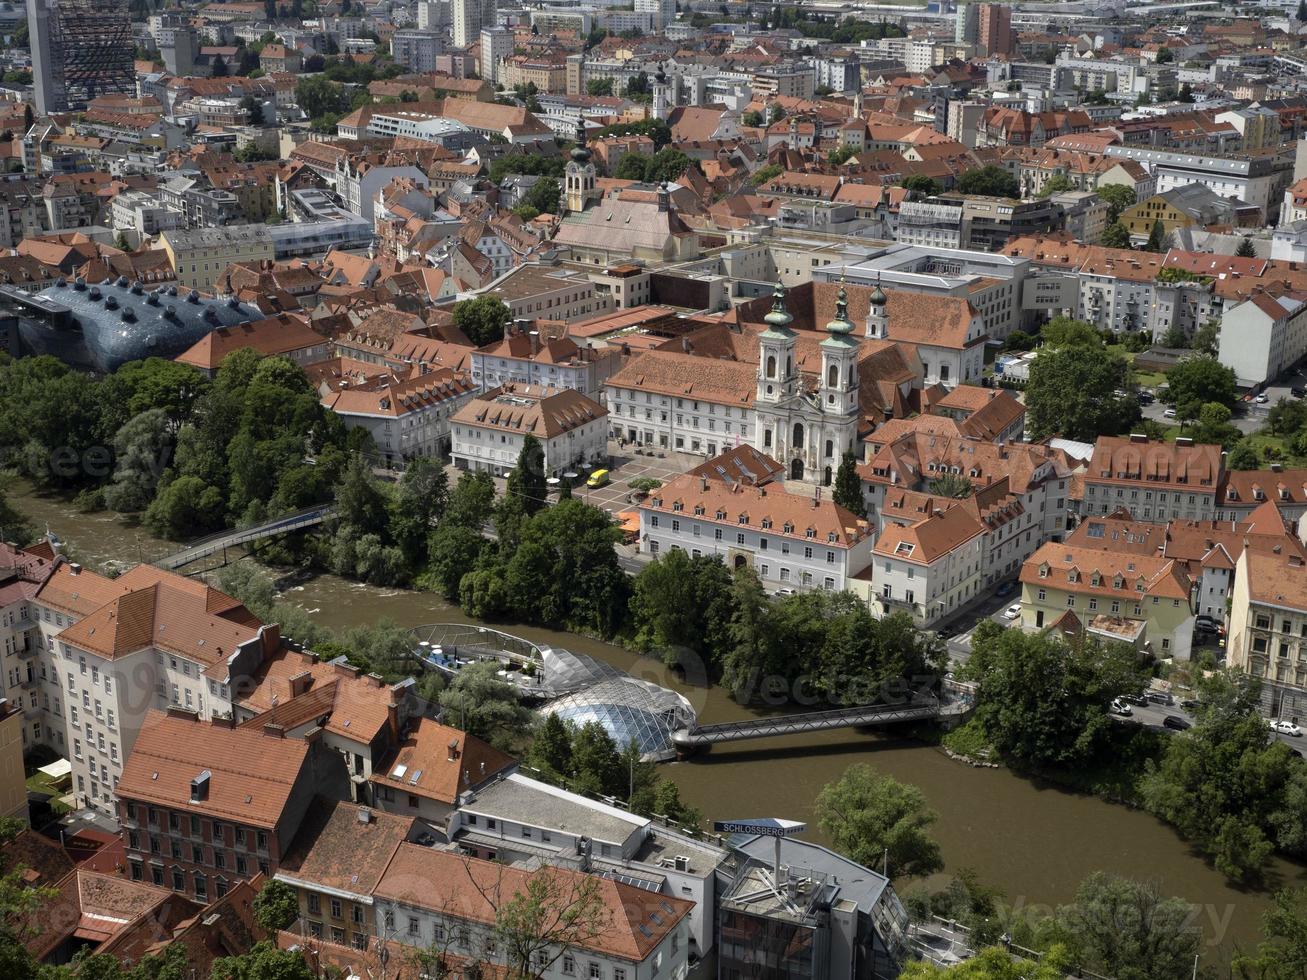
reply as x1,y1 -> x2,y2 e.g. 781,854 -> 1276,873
1110,698 -> 1133,716
1255,393 -> 1270,404
1271,719 -> 1302,737
1163,408 -> 1178,419
1003,603 -> 1022,620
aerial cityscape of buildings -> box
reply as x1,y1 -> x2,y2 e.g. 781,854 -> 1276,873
6,0 -> 1307,975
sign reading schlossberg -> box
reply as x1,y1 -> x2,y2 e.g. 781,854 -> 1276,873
713,818 -> 807,837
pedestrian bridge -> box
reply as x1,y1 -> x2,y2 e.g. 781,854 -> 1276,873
157,505 -> 335,570
670,696 -> 957,750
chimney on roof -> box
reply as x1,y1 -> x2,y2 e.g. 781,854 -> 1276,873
529,329 -> 539,355
263,722 -> 285,739
367,672 -> 385,688
69,563 -> 81,574
357,806 -> 373,824
288,671 -> 312,697
190,770 -> 211,802
167,706 -> 198,721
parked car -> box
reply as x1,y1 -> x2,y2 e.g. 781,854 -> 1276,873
1163,715 -> 1192,731
1255,392 -> 1270,404
1163,408 -> 1178,419
1195,616 -> 1220,634
1293,386 -> 1307,399
1003,603 -> 1022,620
995,581 -> 1016,598
1147,690 -> 1174,706
1271,719 -> 1303,737
1110,698 -> 1133,716
1180,699 -> 1200,711
1121,693 -> 1148,707
1136,391 -> 1154,405
772,587 -> 797,598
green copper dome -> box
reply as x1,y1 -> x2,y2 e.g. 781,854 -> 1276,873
760,284 -> 795,338
824,286 -> 855,336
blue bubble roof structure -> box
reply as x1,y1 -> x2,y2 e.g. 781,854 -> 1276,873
23,276 -> 261,373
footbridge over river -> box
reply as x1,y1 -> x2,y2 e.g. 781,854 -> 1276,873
157,505 -> 335,571
670,687 -> 974,751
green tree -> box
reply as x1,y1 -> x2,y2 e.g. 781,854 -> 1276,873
1160,323 -> 1188,350
832,450 -> 865,518
1236,885 -> 1307,977
742,109 -> 763,127
143,475 -> 225,539
827,145 -> 857,166
630,549 -> 734,668
1192,318 -> 1220,355
391,457 -> 448,566
1036,173 -> 1074,198
586,77 -> 613,96
1191,401 -> 1242,448
750,163 -> 783,186
1096,183 -> 1137,224
955,165 -> 1019,198
211,941 -> 313,980
1145,218 -> 1168,253
569,719 -> 623,796
488,866 -> 612,979
1039,315 -> 1100,348
334,453 -> 390,535
900,173 -> 941,196
1237,235 -> 1258,258
1227,440 -> 1261,470
295,75 -> 344,118
103,409 -> 173,513
1101,221 -> 1132,249
252,879 -> 300,932
1164,354 -> 1237,415
967,622 -> 1150,770
1026,345 -> 1140,441
927,472 -> 973,499
506,433 -> 549,516
530,712 -> 573,778
900,947 -> 1069,979
452,295 -> 513,347
519,176 -> 561,215
815,765 -> 943,878
438,661 -> 534,751
1054,873 -> 1200,980
1141,670 -> 1307,882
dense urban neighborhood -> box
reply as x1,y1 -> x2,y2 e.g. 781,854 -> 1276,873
10,0 -> 1307,976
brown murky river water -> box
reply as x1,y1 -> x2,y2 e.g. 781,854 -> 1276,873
13,482 -> 1303,957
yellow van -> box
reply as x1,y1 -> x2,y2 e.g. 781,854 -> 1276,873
586,469 -> 610,488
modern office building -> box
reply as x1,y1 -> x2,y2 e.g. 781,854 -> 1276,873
452,0 -> 494,49
27,0 -> 135,114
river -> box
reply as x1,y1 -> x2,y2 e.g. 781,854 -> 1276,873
10,481 -> 1303,958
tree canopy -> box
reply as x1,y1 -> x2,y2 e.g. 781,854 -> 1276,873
815,765 -> 944,878
1025,345 -> 1141,441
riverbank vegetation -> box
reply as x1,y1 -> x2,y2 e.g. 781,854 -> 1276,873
902,870 -> 1202,980
958,622 -> 1307,885
0,351 -> 354,540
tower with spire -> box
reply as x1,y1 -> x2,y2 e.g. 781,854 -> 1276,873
652,63 -> 670,122
756,284 -> 797,406
564,117 -> 596,214
865,276 -> 888,339
820,283 -> 861,419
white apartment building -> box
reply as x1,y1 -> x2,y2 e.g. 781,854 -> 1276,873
451,384 -> 609,478
469,331 -> 620,398
451,773 -> 726,957
1229,549 -> 1307,719
30,560 -> 279,815
1218,293 -> 1307,389
321,369 -> 479,468
862,504 -> 985,628
637,472 -> 875,592
374,845 -> 693,980
480,27 -> 513,85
